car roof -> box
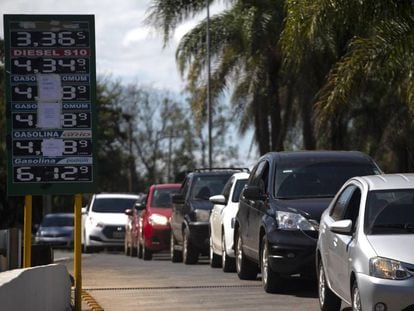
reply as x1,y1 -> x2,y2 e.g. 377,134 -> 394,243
265,150 -> 374,163
151,183 -> 181,189
232,172 -> 250,180
94,193 -> 140,199
354,174 -> 414,191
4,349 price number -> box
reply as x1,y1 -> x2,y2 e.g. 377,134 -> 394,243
14,165 -> 92,182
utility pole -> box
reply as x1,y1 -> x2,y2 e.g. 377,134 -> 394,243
206,0 -> 213,169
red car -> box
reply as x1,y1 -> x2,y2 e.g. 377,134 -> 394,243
138,183 -> 180,260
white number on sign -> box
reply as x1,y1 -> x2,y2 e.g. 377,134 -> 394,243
16,141 -> 34,153
14,59 -> 32,72
58,32 -> 76,46
15,114 -> 34,126
14,86 -> 33,99
41,32 -> 56,46
62,86 -> 76,100
16,32 -> 31,46
62,113 -> 77,127
16,167 -> 34,181
58,59 -> 76,71
64,140 -> 77,154
43,58 -> 57,73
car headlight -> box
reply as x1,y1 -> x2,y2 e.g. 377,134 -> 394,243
370,257 -> 412,280
149,214 -> 169,226
277,211 -> 316,231
194,209 -> 210,222
90,218 -> 104,228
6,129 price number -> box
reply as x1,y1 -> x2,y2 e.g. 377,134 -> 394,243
14,165 -> 92,182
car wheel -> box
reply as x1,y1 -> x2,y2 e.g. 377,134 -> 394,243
318,261 -> 341,311
222,232 -> 235,272
210,237 -> 221,268
130,246 -> 137,257
143,246 -> 152,260
235,231 -> 258,280
352,281 -> 362,311
170,233 -> 182,263
183,229 -> 198,264
261,235 -> 282,293
137,243 -> 143,259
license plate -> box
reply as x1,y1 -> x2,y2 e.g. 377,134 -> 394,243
112,232 -> 124,239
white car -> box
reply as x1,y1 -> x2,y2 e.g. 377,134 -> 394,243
82,193 -> 139,252
209,172 -> 249,271
317,174 -> 414,311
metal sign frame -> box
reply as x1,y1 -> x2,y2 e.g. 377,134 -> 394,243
4,15 -> 97,195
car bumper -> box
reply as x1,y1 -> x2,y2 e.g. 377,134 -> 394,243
267,229 -> 318,276
188,221 -> 209,253
87,225 -> 125,247
357,273 -> 414,311
35,236 -> 73,247
144,225 -> 171,252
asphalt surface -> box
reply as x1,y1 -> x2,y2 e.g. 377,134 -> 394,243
56,249 -> 350,311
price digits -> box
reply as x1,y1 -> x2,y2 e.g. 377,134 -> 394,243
11,31 -> 89,47
12,84 -> 90,101
14,165 -> 92,182
12,58 -> 88,74
13,139 -> 92,156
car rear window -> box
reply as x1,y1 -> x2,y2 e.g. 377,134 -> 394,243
41,215 -> 73,227
191,175 -> 232,200
151,188 -> 180,208
275,161 -> 379,199
92,197 -> 137,213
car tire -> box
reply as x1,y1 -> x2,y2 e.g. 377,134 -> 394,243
352,281 -> 362,311
222,232 -> 236,272
137,243 -> 143,259
170,233 -> 183,263
183,228 -> 198,264
130,246 -> 137,257
261,235 -> 282,293
210,237 -> 221,268
235,231 -> 258,280
143,246 -> 152,260
318,261 -> 341,311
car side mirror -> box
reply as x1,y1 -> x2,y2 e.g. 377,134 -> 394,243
124,208 -> 134,216
209,194 -> 226,205
329,219 -> 353,235
135,202 -> 146,211
81,207 -> 87,215
243,186 -> 267,201
172,194 -> 185,205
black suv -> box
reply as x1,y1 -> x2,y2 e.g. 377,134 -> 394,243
234,151 -> 381,293
170,168 -> 244,264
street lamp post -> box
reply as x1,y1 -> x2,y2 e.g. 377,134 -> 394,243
206,0 -> 213,169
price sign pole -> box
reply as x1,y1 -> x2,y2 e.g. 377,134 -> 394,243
4,15 -> 97,311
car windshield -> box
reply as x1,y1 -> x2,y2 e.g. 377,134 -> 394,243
231,179 -> 248,202
92,197 -> 137,213
151,188 -> 180,208
365,190 -> 414,235
41,215 -> 73,227
275,161 -> 379,199
191,175 -> 232,200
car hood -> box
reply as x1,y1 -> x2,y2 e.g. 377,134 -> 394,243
273,197 -> 332,221
90,212 -> 128,225
367,235 -> 414,264
150,208 -> 172,218
38,226 -> 73,234
190,200 -> 213,210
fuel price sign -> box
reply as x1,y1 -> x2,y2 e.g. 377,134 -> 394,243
4,15 -> 97,195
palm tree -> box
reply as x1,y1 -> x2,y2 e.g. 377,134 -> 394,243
147,0 -> 290,155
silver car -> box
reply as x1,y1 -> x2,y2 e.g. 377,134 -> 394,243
317,174 -> 414,311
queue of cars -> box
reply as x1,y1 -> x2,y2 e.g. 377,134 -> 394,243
35,150 -> 414,310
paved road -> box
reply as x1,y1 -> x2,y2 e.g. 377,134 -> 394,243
57,250 -> 349,311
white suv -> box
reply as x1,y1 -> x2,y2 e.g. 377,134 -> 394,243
82,193 -> 139,252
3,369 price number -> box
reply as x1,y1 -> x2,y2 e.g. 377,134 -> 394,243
11,31 -> 89,48
14,165 -> 92,182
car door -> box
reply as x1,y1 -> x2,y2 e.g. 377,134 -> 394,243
244,160 -> 268,259
211,177 -> 233,251
324,184 -> 361,298
172,178 -> 189,244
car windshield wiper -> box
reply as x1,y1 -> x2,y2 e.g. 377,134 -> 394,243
372,223 -> 414,232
